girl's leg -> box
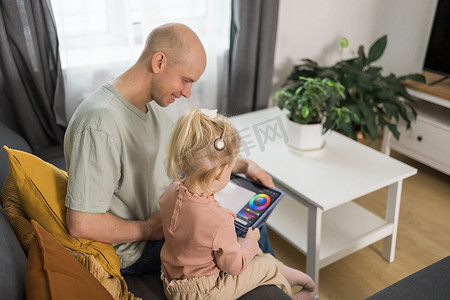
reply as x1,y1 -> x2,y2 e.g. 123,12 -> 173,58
219,252 -> 294,299
281,265 -> 317,300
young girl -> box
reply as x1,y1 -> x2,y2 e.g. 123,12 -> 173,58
159,108 -> 316,300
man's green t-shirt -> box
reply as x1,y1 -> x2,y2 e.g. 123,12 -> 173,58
64,83 -> 172,268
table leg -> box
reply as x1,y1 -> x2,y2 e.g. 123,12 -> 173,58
306,205 -> 322,290
382,180 -> 403,262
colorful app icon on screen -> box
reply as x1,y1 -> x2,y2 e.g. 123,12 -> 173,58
249,194 -> 271,210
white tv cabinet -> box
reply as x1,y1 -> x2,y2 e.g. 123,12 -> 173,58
381,71 -> 450,176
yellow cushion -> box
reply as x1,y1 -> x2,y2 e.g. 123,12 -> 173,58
3,146 -> 122,278
2,174 -> 138,300
26,219 -> 115,300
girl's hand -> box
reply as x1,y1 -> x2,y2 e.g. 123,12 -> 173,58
245,227 -> 260,241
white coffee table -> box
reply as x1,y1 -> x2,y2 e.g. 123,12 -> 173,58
230,107 -> 417,289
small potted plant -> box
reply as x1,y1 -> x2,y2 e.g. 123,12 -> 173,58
284,35 -> 426,142
273,76 -> 355,150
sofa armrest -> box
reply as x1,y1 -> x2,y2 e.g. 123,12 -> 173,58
0,205 -> 27,300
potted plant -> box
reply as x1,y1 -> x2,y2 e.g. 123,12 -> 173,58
284,35 -> 426,142
273,76 -> 354,150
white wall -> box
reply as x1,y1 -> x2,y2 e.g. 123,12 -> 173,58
271,0 -> 438,96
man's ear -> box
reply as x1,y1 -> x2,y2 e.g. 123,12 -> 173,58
216,165 -> 229,181
151,52 -> 166,74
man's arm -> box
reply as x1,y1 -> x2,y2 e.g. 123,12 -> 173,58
66,208 -> 164,244
233,157 -> 274,188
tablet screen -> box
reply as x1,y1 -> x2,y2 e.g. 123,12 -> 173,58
215,174 -> 284,230
215,180 -> 256,214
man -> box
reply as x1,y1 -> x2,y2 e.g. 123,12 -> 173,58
64,23 -> 274,274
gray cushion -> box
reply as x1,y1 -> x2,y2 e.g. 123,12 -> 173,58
124,272 -> 166,299
0,206 -> 27,300
0,122 -> 32,191
34,144 -> 66,170
239,285 -> 291,299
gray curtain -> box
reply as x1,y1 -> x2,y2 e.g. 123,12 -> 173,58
226,0 -> 279,115
0,0 -> 66,151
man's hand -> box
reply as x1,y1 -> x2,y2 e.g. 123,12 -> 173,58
233,157 -> 274,188
141,211 -> 164,241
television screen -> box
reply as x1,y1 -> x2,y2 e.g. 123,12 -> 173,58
423,0 -> 450,78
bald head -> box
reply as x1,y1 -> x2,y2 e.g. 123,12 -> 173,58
139,23 -> 206,67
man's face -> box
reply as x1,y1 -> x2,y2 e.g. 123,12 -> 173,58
151,49 -> 206,107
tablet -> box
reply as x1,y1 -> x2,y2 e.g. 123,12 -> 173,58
215,174 -> 284,232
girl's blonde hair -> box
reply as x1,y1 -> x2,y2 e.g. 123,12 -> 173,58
167,109 -> 241,193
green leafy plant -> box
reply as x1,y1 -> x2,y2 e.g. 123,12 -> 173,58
273,77 -> 357,134
284,35 -> 425,141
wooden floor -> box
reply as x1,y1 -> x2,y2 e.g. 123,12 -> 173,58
268,136 -> 450,299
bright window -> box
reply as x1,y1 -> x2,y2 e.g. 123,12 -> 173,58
50,0 -> 231,119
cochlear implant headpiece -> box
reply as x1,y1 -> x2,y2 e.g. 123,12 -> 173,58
199,109 -> 226,151
213,126 -> 226,151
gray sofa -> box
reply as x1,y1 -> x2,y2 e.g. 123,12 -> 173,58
0,121 -> 289,300
366,255 -> 450,300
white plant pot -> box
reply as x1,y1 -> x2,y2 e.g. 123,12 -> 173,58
284,118 -> 324,151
